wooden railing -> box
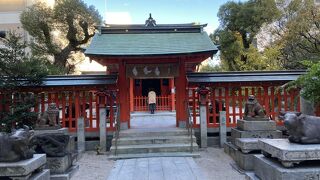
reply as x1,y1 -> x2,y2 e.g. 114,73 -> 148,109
0,90 -> 117,132
188,85 -> 301,128
133,95 -> 171,111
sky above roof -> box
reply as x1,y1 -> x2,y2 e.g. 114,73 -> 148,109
82,0 -> 245,34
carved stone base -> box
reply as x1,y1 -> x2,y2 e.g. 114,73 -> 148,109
47,155 -> 72,174
231,128 -> 282,144
253,154 -> 320,180
237,120 -> 276,131
50,164 -> 79,180
258,139 -> 320,167
224,142 -> 258,171
0,154 -> 48,179
235,138 -> 260,153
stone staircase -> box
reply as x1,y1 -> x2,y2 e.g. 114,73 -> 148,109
109,127 -> 199,159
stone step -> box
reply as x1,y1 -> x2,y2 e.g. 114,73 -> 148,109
110,143 -> 198,154
108,152 -> 200,160
118,128 -> 190,137
112,135 -> 197,146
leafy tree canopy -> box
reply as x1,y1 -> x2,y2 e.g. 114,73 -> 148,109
214,0 -> 281,71
272,0 -> 320,69
20,0 -> 102,73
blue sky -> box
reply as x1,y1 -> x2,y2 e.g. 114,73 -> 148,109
83,0 -> 243,34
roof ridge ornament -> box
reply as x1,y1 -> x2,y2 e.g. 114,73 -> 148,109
145,13 -> 156,27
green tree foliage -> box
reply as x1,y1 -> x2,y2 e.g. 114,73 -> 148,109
214,0 -> 281,71
20,0 -> 102,73
0,32 -> 48,132
272,0 -> 320,69
293,61 -> 320,104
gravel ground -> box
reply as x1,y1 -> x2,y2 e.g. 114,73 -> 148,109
72,148 -> 245,180
194,147 -> 246,180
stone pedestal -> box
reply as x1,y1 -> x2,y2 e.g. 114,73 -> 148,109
0,154 -> 49,180
224,117 -> 282,171
249,155 -> 320,180
237,120 -> 276,131
259,139 -> 320,167
231,128 -> 282,144
246,139 -> 320,180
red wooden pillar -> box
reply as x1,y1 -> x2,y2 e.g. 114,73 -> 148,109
118,61 -> 130,129
129,78 -> 134,112
175,61 -> 187,127
169,78 -> 175,111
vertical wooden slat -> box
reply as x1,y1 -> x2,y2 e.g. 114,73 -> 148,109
95,93 -> 100,128
225,87 -> 230,127
75,91 -> 80,129
212,88 -> 217,125
270,87 -> 275,120
61,92 -> 66,127
110,94 -> 114,128
232,88 -> 236,126
68,92 -> 73,128
239,87 -> 243,119
263,86 -> 270,117
34,93 -> 39,113
89,92 -> 93,128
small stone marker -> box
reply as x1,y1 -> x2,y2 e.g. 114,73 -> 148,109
77,117 -> 85,152
219,111 -> 227,148
99,107 -> 107,152
200,104 -> 207,148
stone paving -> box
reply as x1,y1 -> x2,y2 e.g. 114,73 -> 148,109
107,157 -> 206,180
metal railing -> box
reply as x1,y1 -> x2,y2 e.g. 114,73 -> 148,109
114,104 -> 121,156
185,101 -> 194,153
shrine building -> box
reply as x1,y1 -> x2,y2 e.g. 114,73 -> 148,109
85,14 -> 218,129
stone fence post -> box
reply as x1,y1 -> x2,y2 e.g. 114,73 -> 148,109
99,105 -> 107,152
219,111 -> 227,148
198,85 -> 209,148
77,117 -> 85,153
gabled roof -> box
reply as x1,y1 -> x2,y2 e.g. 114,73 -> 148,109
187,71 -> 306,83
85,14 -> 218,57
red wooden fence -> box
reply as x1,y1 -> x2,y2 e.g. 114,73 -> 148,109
0,90 -> 117,132
133,95 -> 171,111
188,85 -> 301,128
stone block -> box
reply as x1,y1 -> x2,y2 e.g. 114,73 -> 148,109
30,169 -> 50,180
243,117 -> 270,121
254,154 -> 320,180
235,138 -> 260,153
259,139 -> 320,167
50,164 -> 79,180
234,150 -> 259,171
67,136 -> 76,153
224,142 -> 258,171
237,120 -> 276,131
0,154 -> 46,177
224,142 -> 237,160
231,128 -> 282,144
46,155 -> 72,174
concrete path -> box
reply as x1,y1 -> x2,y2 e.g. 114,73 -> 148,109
107,157 -> 206,180
130,111 -> 176,129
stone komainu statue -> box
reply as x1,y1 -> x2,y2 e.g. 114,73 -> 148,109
0,126 -> 35,162
38,103 -> 60,127
280,111 -> 320,144
244,95 -> 266,118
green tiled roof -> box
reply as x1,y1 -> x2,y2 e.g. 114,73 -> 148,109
85,32 -> 218,56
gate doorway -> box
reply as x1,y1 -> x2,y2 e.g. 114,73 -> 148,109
141,79 -> 161,96
132,78 -> 174,112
